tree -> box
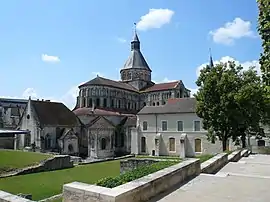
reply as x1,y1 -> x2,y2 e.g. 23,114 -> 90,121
257,0 -> 270,92
195,61 -> 268,151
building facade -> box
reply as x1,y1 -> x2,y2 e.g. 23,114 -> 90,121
132,98 -> 240,158
74,31 -> 190,114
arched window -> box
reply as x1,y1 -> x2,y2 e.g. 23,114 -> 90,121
103,98 -> 107,107
45,134 -> 51,149
111,99 -> 114,108
82,97 -> 86,107
118,100 -> 121,108
96,98 -> 100,107
195,138 -> 202,152
169,138 -> 175,151
153,102 -> 155,106
141,137 -> 146,153
24,133 -> 31,147
258,139 -> 265,147
127,102 -> 131,109
101,138 -> 106,150
156,102 -> 159,106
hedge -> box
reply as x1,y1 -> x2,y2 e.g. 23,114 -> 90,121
96,161 -> 177,188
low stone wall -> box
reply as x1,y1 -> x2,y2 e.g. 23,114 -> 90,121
251,146 -> 270,154
201,153 -> 228,174
1,155 -> 73,178
0,190 -> 34,202
228,150 -> 242,162
78,154 -> 135,165
63,158 -> 200,202
120,158 -> 159,174
241,149 -> 250,157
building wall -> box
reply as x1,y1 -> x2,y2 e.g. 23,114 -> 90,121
135,113 -> 238,157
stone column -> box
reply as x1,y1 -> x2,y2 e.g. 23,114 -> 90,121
131,127 -> 139,154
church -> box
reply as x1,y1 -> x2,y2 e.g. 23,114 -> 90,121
73,30 -> 191,114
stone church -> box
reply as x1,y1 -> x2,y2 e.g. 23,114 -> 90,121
74,31 -> 191,114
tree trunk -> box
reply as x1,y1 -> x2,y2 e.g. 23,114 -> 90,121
241,134 -> 246,148
222,139 -> 227,151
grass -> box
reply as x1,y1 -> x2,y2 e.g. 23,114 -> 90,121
0,150 -> 52,174
0,160 -> 120,201
135,155 -> 181,161
195,154 -> 214,163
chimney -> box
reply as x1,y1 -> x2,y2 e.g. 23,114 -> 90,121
45,100 -> 50,102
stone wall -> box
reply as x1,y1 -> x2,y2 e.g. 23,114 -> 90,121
120,158 -> 159,174
251,146 -> 270,154
63,158 -> 200,202
228,150 -> 242,162
0,190 -> 34,202
201,153 -> 228,174
1,155 -> 73,178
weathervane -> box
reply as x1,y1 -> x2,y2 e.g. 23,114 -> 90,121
134,22 -> 137,34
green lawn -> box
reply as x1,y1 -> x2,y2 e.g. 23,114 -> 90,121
195,154 -> 214,163
0,160 -> 120,201
135,155 -> 181,161
0,150 -> 52,173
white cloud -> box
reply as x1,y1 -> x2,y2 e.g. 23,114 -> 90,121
196,56 -> 261,78
136,8 -> 174,31
116,37 -> 127,43
41,54 -> 60,63
22,88 -> 38,99
209,18 -> 255,45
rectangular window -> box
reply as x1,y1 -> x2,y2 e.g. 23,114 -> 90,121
142,121 -> 148,131
161,121 -> 167,131
141,137 -> 146,153
177,121 -> 183,131
194,121 -> 201,131
169,138 -> 176,151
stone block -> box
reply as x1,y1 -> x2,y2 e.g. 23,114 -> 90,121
228,150 -> 241,162
201,153 -> 228,174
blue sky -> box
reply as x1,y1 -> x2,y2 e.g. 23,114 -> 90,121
0,0 -> 261,108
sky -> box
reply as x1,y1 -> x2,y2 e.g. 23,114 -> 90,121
0,0 -> 262,109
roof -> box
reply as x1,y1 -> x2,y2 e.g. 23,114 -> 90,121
79,76 -> 137,92
142,81 -> 181,92
31,100 -> 80,126
73,107 -> 136,116
138,98 -> 196,114
121,32 -> 151,72
124,116 -> 137,127
0,129 -> 30,135
0,98 -> 27,108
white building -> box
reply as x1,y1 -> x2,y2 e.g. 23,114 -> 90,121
132,98 -> 239,158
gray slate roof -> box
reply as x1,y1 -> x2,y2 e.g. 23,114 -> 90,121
138,98 -> 196,114
79,76 -> 137,92
121,32 -> 151,71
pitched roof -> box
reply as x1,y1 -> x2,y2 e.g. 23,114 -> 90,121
0,98 -> 27,108
73,107 -> 135,116
138,98 -> 196,114
79,76 -> 137,92
31,100 -> 80,126
142,81 -> 181,92
121,32 -> 151,72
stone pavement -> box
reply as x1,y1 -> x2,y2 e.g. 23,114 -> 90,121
150,154 -> 270,202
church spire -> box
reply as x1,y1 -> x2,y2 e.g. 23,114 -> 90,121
131,23 -> 140,50
209,48 -> 214,68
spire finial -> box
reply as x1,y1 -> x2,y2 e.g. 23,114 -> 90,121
134,23 -> 137,34
209,48 -> 214,68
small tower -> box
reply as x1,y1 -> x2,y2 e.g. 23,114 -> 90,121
120,24 -> 153,90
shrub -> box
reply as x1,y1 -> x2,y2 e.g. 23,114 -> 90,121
96,161 -> 177,188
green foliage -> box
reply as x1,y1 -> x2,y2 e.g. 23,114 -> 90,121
196,154 -> 214,163
195,62 -> 269,151
257,0 -> 270,89
96,161 -> 176,188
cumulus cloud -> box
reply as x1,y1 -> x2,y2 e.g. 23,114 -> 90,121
116,37 -> 127,43
209,18 -> 255,45
196,56 -> 261,78
136,8 -> 174,31
41,54 -> 60,63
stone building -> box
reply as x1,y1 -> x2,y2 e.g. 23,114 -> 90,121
74,31 -> 191,114
18,98 -> 82,155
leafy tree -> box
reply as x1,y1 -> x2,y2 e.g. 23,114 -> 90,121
195,62 -> 268,151
257,0 -> 270,92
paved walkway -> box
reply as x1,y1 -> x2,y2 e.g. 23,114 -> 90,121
151,154 -> 270,202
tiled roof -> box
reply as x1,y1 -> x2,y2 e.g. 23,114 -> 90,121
142,81 -> 180,92
73,107 -> 135,116
138,98 -> 196,114
79,76 -> 137,92
32,100 -> 80,126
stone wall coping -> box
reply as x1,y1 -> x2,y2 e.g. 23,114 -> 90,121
228,150 -> 241,160
64,158 -> 199,197
201,153 -> 228,170
241,149 -> 249,157
0,190 -> 33,202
